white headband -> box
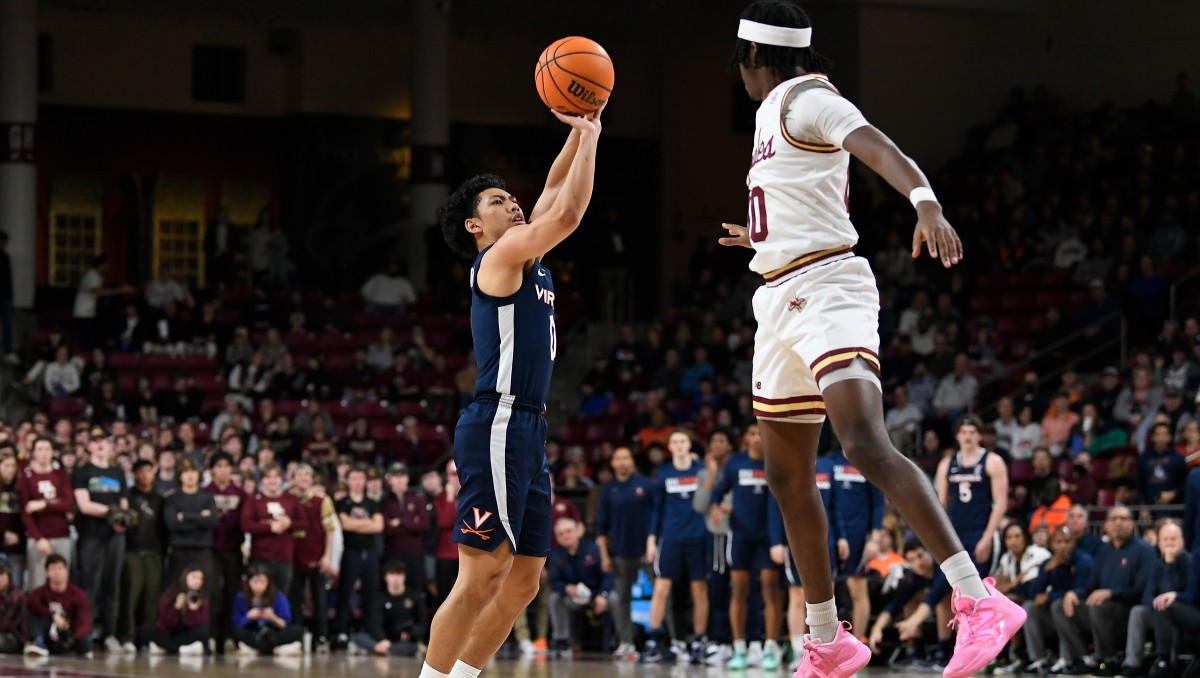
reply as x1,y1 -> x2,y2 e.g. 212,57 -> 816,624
737,19 -> 812,48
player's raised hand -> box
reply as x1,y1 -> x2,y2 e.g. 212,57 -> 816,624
551,101 -> 605,134
912,203 -> 963,268
719,223 -> 752,249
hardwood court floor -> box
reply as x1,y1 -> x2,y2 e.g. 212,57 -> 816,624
0,654 -> 918,678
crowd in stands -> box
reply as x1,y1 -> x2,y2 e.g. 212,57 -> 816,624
0,76 -> 1195,672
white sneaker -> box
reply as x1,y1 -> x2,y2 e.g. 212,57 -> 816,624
105,636 -> 123,653
148,641 -> 166,656
23,643 -> 48,657
706,643 -> 732,666
1047,658 -> 1069,673
274,641 -> 302,656
179,641 -> 205,656
747,641 -> 764,668
237,642 -> 259,657
121,642 -> 137,655
612,642 -> 636,659
521,639 -> 537,657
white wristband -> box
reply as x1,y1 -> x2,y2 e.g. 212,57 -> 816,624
909,187 -> 938,208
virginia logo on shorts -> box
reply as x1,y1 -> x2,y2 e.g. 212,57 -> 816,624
787,295 -> 807,313
460,506 -> 495,540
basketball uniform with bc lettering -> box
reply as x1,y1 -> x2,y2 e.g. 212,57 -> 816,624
744,74 -> 881,422
926,449 -> 1000,605
453,248 -> 557,557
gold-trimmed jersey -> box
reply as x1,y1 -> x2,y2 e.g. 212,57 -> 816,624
745,74 -> 869,275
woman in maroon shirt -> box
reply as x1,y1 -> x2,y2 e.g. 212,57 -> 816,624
431,461 -> 460,612
139,566 -> 209,655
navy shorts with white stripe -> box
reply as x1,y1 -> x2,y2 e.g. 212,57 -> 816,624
453,397 -> 552,557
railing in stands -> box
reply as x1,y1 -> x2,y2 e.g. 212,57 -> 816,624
973,310 -> 1126,419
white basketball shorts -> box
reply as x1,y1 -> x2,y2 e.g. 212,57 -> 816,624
751,248 -> 882,423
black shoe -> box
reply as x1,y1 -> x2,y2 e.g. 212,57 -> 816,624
1147,659 -> 1176,678
1058,662 -> 1092,676
1093,660 -> 1122,677
641,640 -> 665,663
689,638 -> 706,665
1119,662 -> 1147,678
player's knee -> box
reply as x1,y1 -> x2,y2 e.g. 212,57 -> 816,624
839,431 -> 890,475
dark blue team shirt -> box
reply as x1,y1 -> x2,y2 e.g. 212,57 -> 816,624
710,453 -> 771,540
946,449 -> 994,533
549,539 -> 613,595
1143,550 -> 1192,606
830,449 -> 884,541
650,460 -> 707,542
1027,549 -> 1093,602
769,454 -> 839,547
470,248 -> 557,407
1086,536 -> 1156,604
596,473 -> 655,558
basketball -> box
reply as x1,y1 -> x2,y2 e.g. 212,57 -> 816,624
534,36 -> 614,116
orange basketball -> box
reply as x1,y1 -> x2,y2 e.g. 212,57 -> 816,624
534,36 -> 614,116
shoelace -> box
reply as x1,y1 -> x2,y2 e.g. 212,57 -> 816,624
947,597 -> 980,642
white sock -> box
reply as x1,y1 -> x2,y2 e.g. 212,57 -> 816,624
791,635 -> 805,655
449,660 -> 481,678
420,664 -> 452,678
941,550 -> 989,600
733,639 -> 747,654
805,598 -> 839,644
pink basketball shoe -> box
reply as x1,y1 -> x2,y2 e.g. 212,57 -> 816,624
792,622 -> 871,678
943,577 -> 1027,678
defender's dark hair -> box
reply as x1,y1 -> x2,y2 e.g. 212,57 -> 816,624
729,0 -> 832,78
438,173 -> 507,259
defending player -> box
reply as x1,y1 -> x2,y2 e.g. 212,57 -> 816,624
720,3 -> 1024,677
420,105 -> 603,678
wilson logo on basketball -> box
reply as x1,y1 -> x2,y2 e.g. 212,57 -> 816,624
567,79 -> 605,108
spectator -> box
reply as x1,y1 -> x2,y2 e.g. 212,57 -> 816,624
1147,523 -> 1200,678
118,459 -> 164,655
361,262 -> 417,314
24,554 -> 91,657
932,353 -> 978,421
1179,420 -> 1200,468
1063,452 -> 1099,507
156,373 -> 202,423
1058,505 -> 1156,676
1023,527 -> 1092,673
885,385 -> 924,453
1124,522 -> 1189,675
680,346 -> 715,397
595,446 -> 653,659
241,464 -> 305,596
992,523 -> 1051,613
366,328 -> 399,371
1009,405 -> 1042,462
145,265 -> 189,310
141,566 -> 208,656
289,463 -> 336,652
0,452 -> 25,590
1137,423 -> 1188,517
72,434 -> 129,649
41,346 -> 81,400
204,452 -> 247,653
1020,447 -> 1059,518
1041,391 -> 1080,457
335,464 -> 383,645
0,560 -> 24,654
547,516 -> 611,659
292,399 -> 334,439
163,459 -> 218,599
350,560 -> 426,657
73,253 -> 133,350
1114,367 -> 1162,428
381,463 -> 431,601
18,438 -> 74,588
231,564 -> 303,656
431,462 -> 459,610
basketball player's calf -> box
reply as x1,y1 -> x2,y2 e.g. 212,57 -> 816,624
822,377 -> 1025,678
458,556 -> 543,668
425,547 -> 518,675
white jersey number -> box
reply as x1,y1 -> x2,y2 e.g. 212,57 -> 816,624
958,481 -> 972,504
748,186 -> 769,243
549,316 -> 557,361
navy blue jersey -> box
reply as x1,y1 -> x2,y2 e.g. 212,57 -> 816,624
650,460 -> 707,542
710,453 -> 770,540
830,450 -> 884,540
470,248 -> 557,407
946,449 -> 994,532
596,474 -> 655,558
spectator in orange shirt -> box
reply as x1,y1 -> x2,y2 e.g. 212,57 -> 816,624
864,529 -> 906,580
1041,392 -> 1080,457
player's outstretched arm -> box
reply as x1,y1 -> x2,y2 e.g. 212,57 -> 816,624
487,108 -> 603,267
842,126 -> 963,268
528,129 -> 581,223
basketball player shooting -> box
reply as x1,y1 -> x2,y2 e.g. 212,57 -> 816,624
420,104 -> 603,678
718,3 -> 1024,678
